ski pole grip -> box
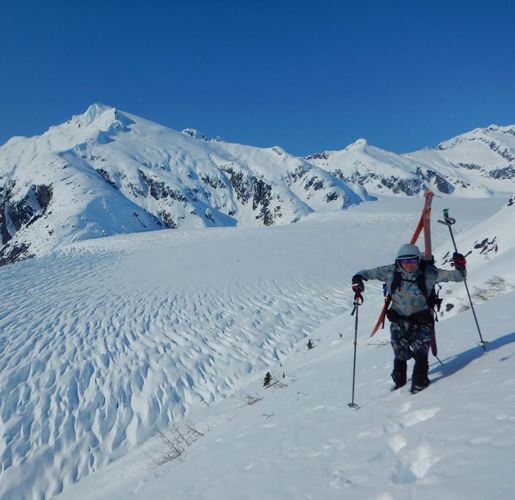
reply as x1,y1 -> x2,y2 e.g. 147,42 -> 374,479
353,293 -> 364,305
443,208 -> 456,225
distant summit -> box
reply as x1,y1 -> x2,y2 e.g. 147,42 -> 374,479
306,124 -> 515,197
344,138 -> 367,151
0,104 -> 367,266
75,102 -> 113,125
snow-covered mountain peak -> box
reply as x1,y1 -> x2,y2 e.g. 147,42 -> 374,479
0,105 -> 370,265
434,124 -> 515,151
74,102 -> 114,126
31,103 -> 134,155
68,103 -> 133,137
270,145 -> 288,156
344,138 -> 367,151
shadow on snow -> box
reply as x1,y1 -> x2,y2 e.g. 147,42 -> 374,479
429,330 -> 515,383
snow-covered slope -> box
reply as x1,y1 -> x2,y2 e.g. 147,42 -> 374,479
0,104 -> 367,266
0,195 -> 513,500
61,291 -> 515,500
307,125 -> 515,198
436,194 -> 515,317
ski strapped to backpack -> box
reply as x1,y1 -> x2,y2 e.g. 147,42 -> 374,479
369,189 -> 442,362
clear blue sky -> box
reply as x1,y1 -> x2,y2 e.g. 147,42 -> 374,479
1,0 -> 514,155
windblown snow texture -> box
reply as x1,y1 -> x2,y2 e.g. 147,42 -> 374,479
1,195 -> 514,500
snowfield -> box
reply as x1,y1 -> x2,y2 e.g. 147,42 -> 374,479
1,194 -> 514,499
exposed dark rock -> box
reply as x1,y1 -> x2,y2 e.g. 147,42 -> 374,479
221,167 -> 252,204
304,176 -> 324,191
97,168 -> 118,189
205,209 -> 216,224
325,191 -> 340,202
417,168 -> 453,194
252,178 -> 274,226
0,182 -> 53,249
0,243 -> 31,267
290,164 -> 309,182
0,182 -> 52,266
161,211 -> 178,228
304,152 -> 330,161
489,166 -> 515,180
487,141 -> 515,162
330,169 -> 349,182
199,173 -> 227,190
456,162 -> 483,171
182,129 -> 207,140
330,164 -> 457,196
138,169 -> 187,202
380,176 -> 422,196
34,185 -> 53,208
474,237 -> 498,256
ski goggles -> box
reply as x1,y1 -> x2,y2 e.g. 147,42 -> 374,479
398,257 -> 419,264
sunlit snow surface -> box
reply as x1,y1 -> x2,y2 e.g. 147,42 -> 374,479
1,196 -> 514,500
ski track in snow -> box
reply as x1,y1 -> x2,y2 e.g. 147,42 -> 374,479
0,245 -> 348,499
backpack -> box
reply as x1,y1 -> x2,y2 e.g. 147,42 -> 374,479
387,259 -> 442,321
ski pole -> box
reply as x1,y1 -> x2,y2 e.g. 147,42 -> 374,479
438,209 -> 488,351
349,292 -> 363,409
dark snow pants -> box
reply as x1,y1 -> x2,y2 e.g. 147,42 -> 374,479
390,320 -> 432,360
390,320 -> 432,388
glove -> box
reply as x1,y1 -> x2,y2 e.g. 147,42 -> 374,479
352,274 -> 365,295
452,252 -> 466,271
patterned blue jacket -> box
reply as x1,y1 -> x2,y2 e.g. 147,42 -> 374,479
356,263 -> 465,317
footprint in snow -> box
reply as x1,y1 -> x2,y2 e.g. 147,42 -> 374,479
391,443 -> 438,484
328,466 -> 352,490
388,434 -> 407,453
383,407 -> 440,434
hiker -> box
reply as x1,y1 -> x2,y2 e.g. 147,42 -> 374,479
352,243 -> 466,393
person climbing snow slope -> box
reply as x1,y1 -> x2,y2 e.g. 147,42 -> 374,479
352,243 -> 467,394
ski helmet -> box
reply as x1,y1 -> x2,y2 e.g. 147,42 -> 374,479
396,243 -> 420,260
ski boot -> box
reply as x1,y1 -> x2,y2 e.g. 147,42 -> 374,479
411,352 -> 430,394
391,359 -> 407,390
